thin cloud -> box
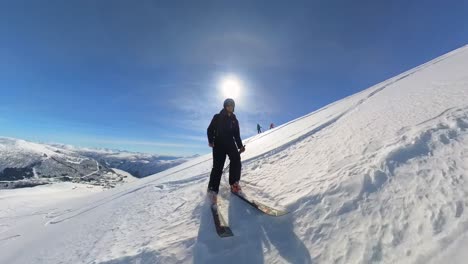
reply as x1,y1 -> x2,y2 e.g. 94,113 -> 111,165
167,84 -> 220,132
85,138 -> 202,149
163,134 -> 207,142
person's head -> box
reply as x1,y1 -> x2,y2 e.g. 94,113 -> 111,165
223,98 -> 235,113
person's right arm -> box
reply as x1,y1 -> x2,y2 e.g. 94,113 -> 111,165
207,114 -> 218,147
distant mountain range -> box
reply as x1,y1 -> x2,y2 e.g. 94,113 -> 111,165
0,137 -> 193,189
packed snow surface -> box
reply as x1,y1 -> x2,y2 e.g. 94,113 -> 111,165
1,45 -> 468,263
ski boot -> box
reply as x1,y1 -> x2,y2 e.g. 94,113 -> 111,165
207,189 -> 218,205
230,182 -> 243,194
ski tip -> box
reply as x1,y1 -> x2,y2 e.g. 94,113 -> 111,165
274,211 -> 289,217
219,229 -> 234,237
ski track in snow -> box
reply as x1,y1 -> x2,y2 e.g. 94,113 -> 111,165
0,45 -> 468,264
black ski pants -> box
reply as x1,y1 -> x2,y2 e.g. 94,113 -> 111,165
208,142 -> 241,193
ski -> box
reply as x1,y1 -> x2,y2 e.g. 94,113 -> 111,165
210,202 -> 234,237
231,191 -> 288,216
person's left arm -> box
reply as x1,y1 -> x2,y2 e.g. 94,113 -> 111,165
234,119 -> 244,150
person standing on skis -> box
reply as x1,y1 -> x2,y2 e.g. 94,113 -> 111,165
207,98 -> 245,203
257,123 -> 262,134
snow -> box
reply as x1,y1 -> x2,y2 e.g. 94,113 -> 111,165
0,182 -> 103,213
0,137 -> 75,160
0,183 -> 102,244
0,45 -> 468,263
111,168 -> 139,183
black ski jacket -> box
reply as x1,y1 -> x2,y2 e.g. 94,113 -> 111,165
207,109 -> 243,149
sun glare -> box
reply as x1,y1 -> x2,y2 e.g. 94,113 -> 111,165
220,75 -> 242,100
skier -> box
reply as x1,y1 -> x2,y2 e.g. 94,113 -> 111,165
257,123 -> 262,134
207,98 -> 245,204
270,123 -> 275,129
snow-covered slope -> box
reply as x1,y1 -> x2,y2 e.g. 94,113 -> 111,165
1,45 -> 467,264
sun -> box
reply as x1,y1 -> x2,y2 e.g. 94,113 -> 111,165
220,75 -> 242,100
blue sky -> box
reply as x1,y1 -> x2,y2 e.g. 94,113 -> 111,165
1,0 -> 467,156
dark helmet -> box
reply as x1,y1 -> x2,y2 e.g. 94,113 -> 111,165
223,98 -> 235,111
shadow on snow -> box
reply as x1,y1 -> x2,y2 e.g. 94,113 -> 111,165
94,192 -> 313,264
193,194 -> 313,264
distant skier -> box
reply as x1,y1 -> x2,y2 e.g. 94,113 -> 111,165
257,123 -> 262,134
270,123 -> 275,129
207,98 -> 245,204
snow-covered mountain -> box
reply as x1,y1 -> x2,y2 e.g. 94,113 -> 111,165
1,45 -> 467,263
70,147 -> 193,178
0,138 -> 190,189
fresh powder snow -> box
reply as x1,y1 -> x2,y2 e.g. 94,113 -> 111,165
0,45 -> 467,263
